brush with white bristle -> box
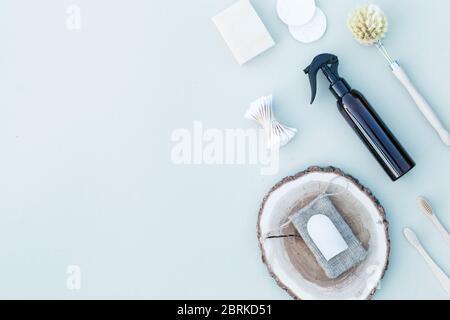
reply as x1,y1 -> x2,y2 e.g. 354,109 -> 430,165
245,95 -> 297,149
348,4 -> 450,146
417,196 -> 450,247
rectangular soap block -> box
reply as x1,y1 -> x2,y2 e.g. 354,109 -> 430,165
212,0 -> 275,65
289,197 -> 368,279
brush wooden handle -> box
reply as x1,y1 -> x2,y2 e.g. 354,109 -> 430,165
391,62 -> 450,146
412,242 -> 450,296
430,215 -> 450,248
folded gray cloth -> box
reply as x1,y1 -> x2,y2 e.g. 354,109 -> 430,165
290,196 -> 367,279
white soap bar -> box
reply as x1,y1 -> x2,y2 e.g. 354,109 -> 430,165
212,0 -> 275,65
288,7 -> 327,43
307,214 -> 349,261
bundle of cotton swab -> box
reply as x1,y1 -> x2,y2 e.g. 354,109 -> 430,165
348,4 -> 450,146
245,95 -> 297,149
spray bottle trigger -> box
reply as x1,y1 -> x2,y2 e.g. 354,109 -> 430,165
304,66 -> 319,104
304,53 -> 340,104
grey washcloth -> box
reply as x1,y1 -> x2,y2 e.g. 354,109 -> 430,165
290,197 -> 367,279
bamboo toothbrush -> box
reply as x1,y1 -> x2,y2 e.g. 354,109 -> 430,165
417,197 -> 450,247
403,228 -> 450,296
348,4 -> 450,146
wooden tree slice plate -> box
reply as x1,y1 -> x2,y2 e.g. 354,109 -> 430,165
257,166 -> 390,300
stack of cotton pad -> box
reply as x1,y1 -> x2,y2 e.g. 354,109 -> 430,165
277,0 -> 327,43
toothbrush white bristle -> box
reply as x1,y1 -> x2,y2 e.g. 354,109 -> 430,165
348,4 -> 388,46
417,197 -> 434,216
403,228 -> 421,247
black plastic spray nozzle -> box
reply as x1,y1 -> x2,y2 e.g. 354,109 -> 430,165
304,53 -> 344,104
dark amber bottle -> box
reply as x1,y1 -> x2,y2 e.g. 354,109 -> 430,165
305,54 -> 415,181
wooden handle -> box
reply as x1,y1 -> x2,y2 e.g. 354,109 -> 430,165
415,243 -> 450,296
391,63 -> 450,146
431,215 -> 450,248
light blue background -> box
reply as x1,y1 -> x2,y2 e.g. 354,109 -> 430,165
0,0 -> 449,299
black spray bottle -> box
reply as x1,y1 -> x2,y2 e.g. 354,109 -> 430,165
304,53 -> 415,181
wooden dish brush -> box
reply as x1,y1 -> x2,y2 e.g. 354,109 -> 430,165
348,4 -> 450,146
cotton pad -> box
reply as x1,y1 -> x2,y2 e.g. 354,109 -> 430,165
288,7 -> 327,43
277,0 -> 316,26
212,0 -> 275,65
